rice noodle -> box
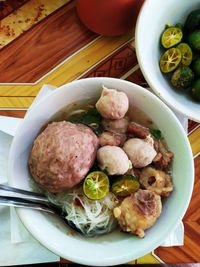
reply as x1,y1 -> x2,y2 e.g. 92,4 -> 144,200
46,187 -> 118,237
67,109 -> 86,116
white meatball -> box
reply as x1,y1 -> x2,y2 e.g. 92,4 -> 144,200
123,138 -> 157,168
102,117 -> 129,134
97,146 -> 130,175
96,86 -> 129,119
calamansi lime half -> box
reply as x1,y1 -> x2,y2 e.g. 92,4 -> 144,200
160,48 -> 182,73
161,27 -> 183,48
111,175 -> 140,197
177,43 -> 193,66
83,171 -> 109,200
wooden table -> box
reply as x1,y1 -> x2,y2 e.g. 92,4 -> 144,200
0,0 -> 199,265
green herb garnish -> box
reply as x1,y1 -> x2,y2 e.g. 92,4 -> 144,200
67,108 -> 101,125
150,128 -> 162,139
67,108 -> 103,135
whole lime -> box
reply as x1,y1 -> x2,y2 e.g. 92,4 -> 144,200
192,58 -> 200,77
171,66 -> 194,89
184,9 -> 200,33
188,30 -> 200,51
191,79 -> 200,101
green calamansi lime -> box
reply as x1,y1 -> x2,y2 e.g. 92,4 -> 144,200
191,79 -> 200,101
184,9 -> 200,33
177,43 -> 193,66
161,27 -> 183,48
83,171 -> 109,200
188,30 -> 200,51
160,48 -> 182,73
192,58 -> 200,77
111,175 -> 140,197
191,51 -> 199,62
171,66 -> 194,90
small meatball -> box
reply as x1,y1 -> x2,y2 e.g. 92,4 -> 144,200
97,146 -> 130,175
99,131 -> 126,147
96,86 -> 129,119
139,167 -> 173,197
29,121 -> 98,193
127,122 -> 150,139
102,117 -> 129,134
153,140 -> 174,169
123,138 -> 157,168
113,189 -> 162,238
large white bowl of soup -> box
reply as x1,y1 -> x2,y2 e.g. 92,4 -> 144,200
135,0 -> 200,122
8,78 -> 194,266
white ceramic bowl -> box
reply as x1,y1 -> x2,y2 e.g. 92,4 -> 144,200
8,78 -> 194,266
135,0 -> 200,122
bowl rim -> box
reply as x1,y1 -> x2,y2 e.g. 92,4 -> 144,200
8,77 -> 194,266
135,0 -> 200,123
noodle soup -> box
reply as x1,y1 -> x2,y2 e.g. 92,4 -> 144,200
28,86 -> 174,238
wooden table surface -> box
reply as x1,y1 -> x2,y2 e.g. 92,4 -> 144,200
0,0 -> 199,265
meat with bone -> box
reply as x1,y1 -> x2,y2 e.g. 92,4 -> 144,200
99,131 -> 126,147
113,189 -> 162,238
153,140 -> 174,169
127,122 -> 150,139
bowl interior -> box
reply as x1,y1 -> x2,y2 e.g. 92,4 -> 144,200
135,0 -> 200,122
8,78 -> 194,266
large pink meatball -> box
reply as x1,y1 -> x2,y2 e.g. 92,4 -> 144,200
95,86 -> 129,119
29,121 -> 99,193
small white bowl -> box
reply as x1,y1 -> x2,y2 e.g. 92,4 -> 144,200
135,0 -> 200,122
8,78 -> 194,266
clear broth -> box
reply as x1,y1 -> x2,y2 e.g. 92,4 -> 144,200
51,98 -> 155,128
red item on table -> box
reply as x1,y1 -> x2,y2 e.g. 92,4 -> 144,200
76,0 -> 144,36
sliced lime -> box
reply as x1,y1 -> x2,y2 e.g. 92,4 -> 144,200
83,171 -> 109,200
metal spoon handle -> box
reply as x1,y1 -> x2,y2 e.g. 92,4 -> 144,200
0,195 -> 54,214
0,194 -> 84,235
0,185 -> 49,204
